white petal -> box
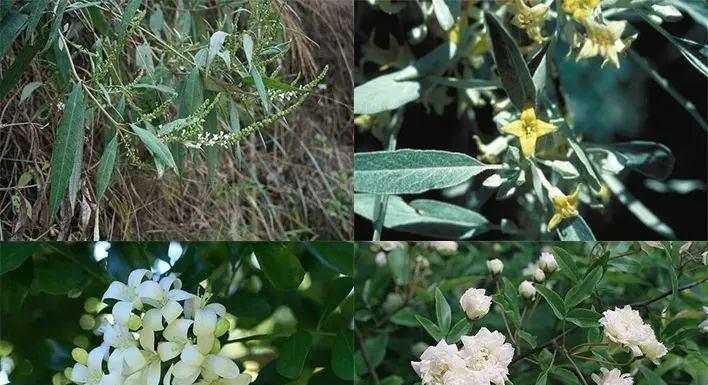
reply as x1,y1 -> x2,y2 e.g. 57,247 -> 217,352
140,329 -> 156,352
164,319 -> 193,343
160,276 -> 179,292
87,345 -> 107,372
100,373 -> 123,385
172,360 -> 200,379
205,303 -> 226,317
70,363 -> 88,382
128,269 -> 151,288
112,301 -> 134,325
103,282 -> 129,302
204,355 -> 240,379
157,342 -> 183,362
162,300 -> 184,324
196,334 -> 215,356
139,280 -> 166,304
180,343 -> 206,366
124,346 -> 147,371
163,364 -> 174,385
143,308 -> 164,331
107,349 -> 124,374
194,308 -> 217,336
147,360 -> 162,385
169,289 -> 195,302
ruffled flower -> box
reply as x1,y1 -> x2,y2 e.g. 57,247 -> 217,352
591,367 -> 634,385
460,328 -> 515,385
600,306 -> 666,362
459,288 -> 492,320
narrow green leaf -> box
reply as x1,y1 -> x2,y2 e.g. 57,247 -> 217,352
253,243 -> 305,291
447,317 -> 469,343
276,331 -> 312,380
0,11 -> 28,57
207,31 -> 229,69
566,308 -> 602,328
535,284 -> 566,320
551,246 -> 580,282
435,287 -> 452,335
95,134 -> 118,201
484,11 -> 536,110
415,315 -> 443,341
130,125 -> 177,172
355,149 -> 498,194
119,0 -> 141,37
605,141 -> 675,180
243,33 -> 269,112
179,67 -> 203,117
557,216 -> 596,241
20,81 -> 42,103
564,267 -> 603,308
44,0 -> 67,50
567,138 -> 602,192
331,330 -> 355,381
387,247 -> 410,285
49,83 -> 85,219
26,0 -> 49,39
0,37 -> 42,101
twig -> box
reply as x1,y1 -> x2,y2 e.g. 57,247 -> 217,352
630,277 -> 708,308
355,328 -> 380,383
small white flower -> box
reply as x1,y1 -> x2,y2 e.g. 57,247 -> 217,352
486,259 -> 504,275
374,251 -> 387,267
459,288 -> 492,320
139,276 -> 195,324
170,343 -> 241,385
429,241 -> 458,256
519,280 -> 536,299
538,251 -> 558,272
70,345 -> 122,385
700,306 -> 708,333
532,268 -> 546,282
411,340 -> 467,385
102,323 -> 145,373
600,306 -> 666,362
591,367 -> 634,385
184,294 -> 227,353
157,319 -> 194,362
103,269 -> 152,310
460,328 -> 515,385
522,262 -> 538,277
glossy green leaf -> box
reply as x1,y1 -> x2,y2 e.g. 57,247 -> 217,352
331,330 -> 355,381
320,277 -> 353,325
557,216 -> 596,241
447,317 -> 469,343
25,0 -> 49,40
276,331 -> 312,379
254,243 -> 305,291
565,267 -> 603,308
355,149 -> 498,194
551,246 -> 580,282
355,194 -> 490,239
535,284 -> 566,320
415,315 -> 443,341
95,134 -> 118,201
484,11 -> 536,110
49,83 -> 86,219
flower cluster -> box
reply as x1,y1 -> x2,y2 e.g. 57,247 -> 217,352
67,269 -> 251,385
411,328 -> 514,385
522,250 -> 558,282
591,367 -> 634,385
600,305 -> 667,363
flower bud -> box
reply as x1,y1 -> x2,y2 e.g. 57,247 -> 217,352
486,259 -> 504,275
211,339 -> 222,355
128,314 -> 142,330
538,251 -> 558,273
79,314 -> 96,330
63,367 -> 73,380
374,252 -> 387,267
459,288 -> 492,320
215,318 -> 230,338
84,297 -> 100,313
52,372 -> 65,385
429,241 -> 458,256
532,267 -> 546,282
71,348 -> 88,365
519,280 -> 536,299
0,341 -> 13,356
73,335 -> 90,349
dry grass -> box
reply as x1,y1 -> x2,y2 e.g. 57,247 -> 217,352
0,0 -> 352,241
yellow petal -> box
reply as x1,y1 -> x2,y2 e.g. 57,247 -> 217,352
501,120 -> 525,137
519,134 -> 538,158
548,214 -> 563,230
520,107 -> 537,123
535,120 -> 558,137
567,186 -> 581,206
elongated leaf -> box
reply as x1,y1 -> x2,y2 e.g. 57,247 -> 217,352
568,138 -> 601,191
179,68 -> 203,117
276,331 -> 312,379
435,287 -> 451,335
207,31 -> 228,69
415,315 -> 443,341
535,284 -> 566,320
95,135 -> 118,201
119,0 -> 141,37
557,216 -> 596,241
354,70 -> 420,114
0,243 -> 39,276
355,149 -> 498,194
566,308 -> 601,328
44,0 -> 67,50
387,247 -> 410,285
484,11 -> 536,110
551,246 -> 580,282
243,33 -> 269,112
253,243 -> 305,291
606,141 -> 675,180
67,122 -> 85,212
355,194 -> 490,239
20,81 -> 42,103
26,0 -> 49,39
49,83 -> 85,219
447,317 -> 469,343
354,334 -> 388,376
564,267 -> 603,308
130,125 -> 177,172
0,11 -> 28,57
0,38 -> 42,101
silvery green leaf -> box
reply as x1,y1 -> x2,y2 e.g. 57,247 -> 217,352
567,138 -> 602,192
605,141 -> 675,180
484,11 -> 536,110
20,81 -> 42,103
394,41 -> 457,81
644,179 -> 704,194
355,149 -> 499,194
547,160 -> 580,179
557,216 -> 596,241
650,4 -> 682,22
354,71 -> 421,115
135,43 -> 154,72
207,31 -> 228,69
355,194 -> 490,239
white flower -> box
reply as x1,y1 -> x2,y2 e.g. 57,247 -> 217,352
532,268 -> 546,282
0,356 -> 13,385
486,259 -> 504,275
591,367 -> 634,385
157,319 -> 194,362
600,306 -> 666,362
139,276 -> 195,324
170,343 -> 241,385
460,328 -> 515,385
375,251 -> 387,267
522,262 -> 538,277
370,241 -> 403,252
70,345 -> 122,385
459,288 -> 492,320
429,241 -> 458,256
538,252 -> 558,272
103,269 -> 152,310
184,294 -> 227,353
102,323 -> 145,373
411,340 -> 467,385
700,307 -> 708,333
124,329 -> 162,385
519,280 -> 536,299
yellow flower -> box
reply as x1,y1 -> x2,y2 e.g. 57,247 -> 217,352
562,0 -> 601,21
576,18 -> 627,68
547,186 -> 580,230
448,16 -> 468,45
501,107 -> 558,158
510,0 -> 549,43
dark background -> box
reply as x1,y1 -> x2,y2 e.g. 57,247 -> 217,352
354,1 -> 707,241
